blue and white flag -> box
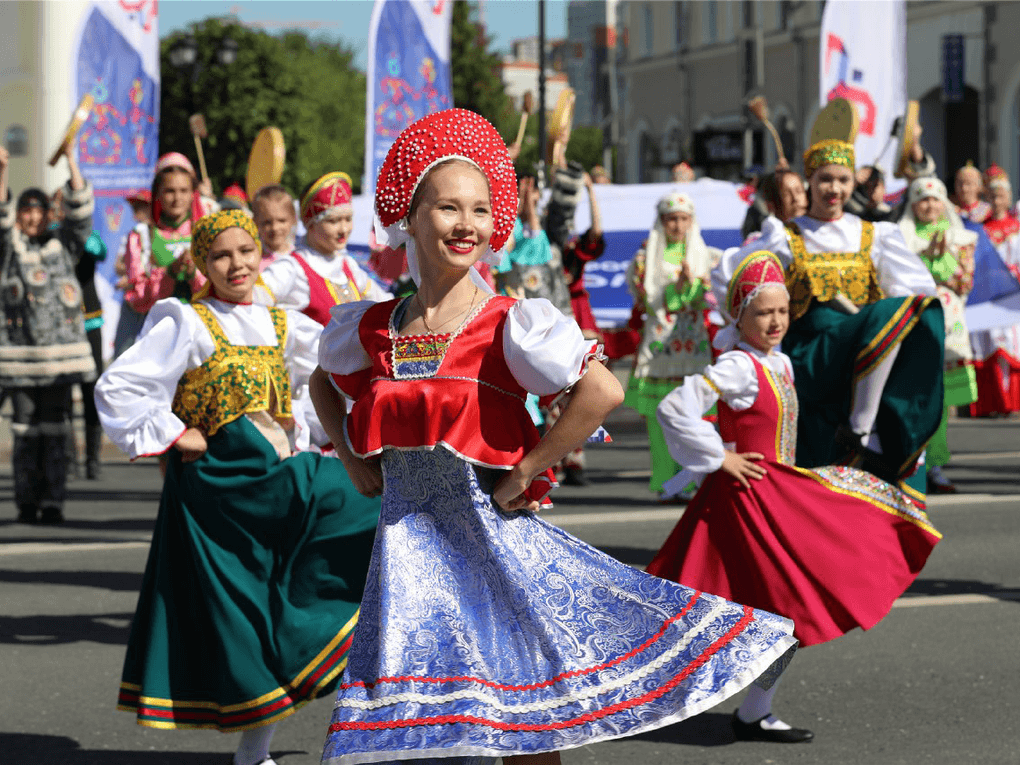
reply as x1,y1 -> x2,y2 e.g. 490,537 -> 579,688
73,0 -> 159,356
364,0 -> 453,196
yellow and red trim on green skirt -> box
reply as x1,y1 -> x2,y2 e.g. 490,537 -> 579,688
117,608 -> 359,732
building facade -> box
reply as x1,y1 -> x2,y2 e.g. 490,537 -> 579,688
0,0 -> 94,194
609,0 -> 1020,189
500,34 -> 572,123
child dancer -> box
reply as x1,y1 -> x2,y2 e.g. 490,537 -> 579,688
252,183 -> 299,270
122,152 -> 218,316
624,192 -> 715,497
96,210 -> 380,765
259,172 -> 388,325
312,109 -> 798,765
647,250 -> 942,742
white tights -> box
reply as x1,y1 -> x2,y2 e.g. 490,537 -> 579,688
736,675 -> 791,729
234,722 -> 278,765
849,344 -> 902,452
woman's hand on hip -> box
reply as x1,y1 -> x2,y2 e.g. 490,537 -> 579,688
493,466 -> 541,513
342,455 -> 384,498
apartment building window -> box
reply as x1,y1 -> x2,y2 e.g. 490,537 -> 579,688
664,3 -> 677,51
721,0 -> 735,42
643,3 -> 654,56
702,1 -> 717,45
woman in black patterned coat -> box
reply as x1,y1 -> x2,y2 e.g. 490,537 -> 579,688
0,144 -> 96,524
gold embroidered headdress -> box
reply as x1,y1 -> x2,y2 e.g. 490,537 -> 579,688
803,98 -> 858,177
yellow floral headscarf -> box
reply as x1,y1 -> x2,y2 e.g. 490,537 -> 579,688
803,139 -> 855,178
189,210 -> 264,302
190,209 -> 261,275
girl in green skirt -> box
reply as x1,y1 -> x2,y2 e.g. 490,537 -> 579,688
96,210 -> 380,765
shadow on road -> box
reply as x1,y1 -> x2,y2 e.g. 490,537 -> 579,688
0,611 -> 134,645
627,711 -> 737,747
595,545 -> 657,568
0,568 -> 143,592
0,733 -> 219,764
0,734 -> 309,764
905,577 -> 1020,603
66,488 -> 164,503
55,518 -> 157,532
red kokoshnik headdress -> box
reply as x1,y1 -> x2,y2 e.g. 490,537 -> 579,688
713,249 -> 789,352
726,250 -> 788,322
375,109 -> 518,254
301,171 -> 354,227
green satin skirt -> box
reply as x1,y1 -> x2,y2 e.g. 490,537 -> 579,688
784,297 -> 945,503
117,417 -> 380,731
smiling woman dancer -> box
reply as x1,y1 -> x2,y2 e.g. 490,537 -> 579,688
719,103 -> 945,503
311,108 -> 798,765
96,210 -> 379,765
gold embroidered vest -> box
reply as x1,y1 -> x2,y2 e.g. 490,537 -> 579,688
171,303 -> 293,436
784,220 -> 883,321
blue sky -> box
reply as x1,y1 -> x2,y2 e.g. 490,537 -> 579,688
159,0 -> 569,68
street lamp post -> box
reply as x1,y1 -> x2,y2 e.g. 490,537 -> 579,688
166,32 -> 239,187
538,0 -> 547,187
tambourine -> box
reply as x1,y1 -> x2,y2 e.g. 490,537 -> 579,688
246,127 -> 286,199
894,101 -> 920,179
547,89 -> 576,163
48,94 -> 94,167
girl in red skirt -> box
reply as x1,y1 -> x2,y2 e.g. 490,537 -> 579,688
647,250 -> 942,743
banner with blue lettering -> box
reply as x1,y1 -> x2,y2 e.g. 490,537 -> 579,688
74,0 -> 159,357
346,178 -> 751,324
364,0 -> 452,195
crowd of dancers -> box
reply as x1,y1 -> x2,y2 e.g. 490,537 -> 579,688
3,100 -> 1018,764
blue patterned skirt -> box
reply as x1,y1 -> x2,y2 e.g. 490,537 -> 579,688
321,447 -> 797,764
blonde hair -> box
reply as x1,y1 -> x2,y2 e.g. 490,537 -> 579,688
252,184 -> 296,220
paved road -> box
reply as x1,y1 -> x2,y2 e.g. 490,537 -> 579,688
1,409 -> 1018,765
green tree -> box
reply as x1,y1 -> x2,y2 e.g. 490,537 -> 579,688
448,2 -> 604,177
564,126 -> 605,172
160,18 -> 366,196
450,1 -> 516,137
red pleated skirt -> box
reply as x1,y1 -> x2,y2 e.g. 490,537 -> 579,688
646,463 -> 941,647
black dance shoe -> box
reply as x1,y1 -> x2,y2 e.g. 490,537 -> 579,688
562,467 -> 591,487
16,505 -> 38,524
38,506 -> 65,525
732,711 -> 815,743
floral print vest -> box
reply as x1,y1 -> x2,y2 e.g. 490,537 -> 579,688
784,220 -> 882,321
171,303 -> 292,436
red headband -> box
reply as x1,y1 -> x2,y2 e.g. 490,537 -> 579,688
301,172 -> 353,226
375,108 -> 517,251
727,250 -> 787,320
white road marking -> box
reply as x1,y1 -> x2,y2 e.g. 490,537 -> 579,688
926,493 -> 1020,507
544,508 -> 685,526
948,451 -> 1020,462
0,540 -> 150,556
2,490 -> 1016,557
